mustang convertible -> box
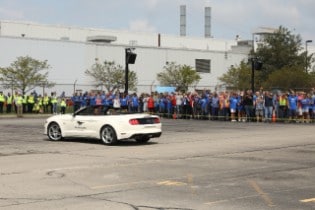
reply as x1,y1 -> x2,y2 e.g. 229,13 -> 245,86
44,105 -> 162,145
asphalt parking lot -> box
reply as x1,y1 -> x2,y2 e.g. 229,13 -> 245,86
0,117 -> 315,210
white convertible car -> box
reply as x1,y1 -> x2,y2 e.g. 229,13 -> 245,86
44,105 -> 162,145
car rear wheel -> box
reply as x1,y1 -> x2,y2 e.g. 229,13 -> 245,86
47,122 -> 62,141
135,136 -> 150,143
100,126 -> 117,145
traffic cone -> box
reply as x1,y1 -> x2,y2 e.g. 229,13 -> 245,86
172,113 -> 177,119
272,110 -> 276,123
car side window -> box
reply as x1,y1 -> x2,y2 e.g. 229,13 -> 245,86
94,107 -> 102,115
77,107 -> 94,116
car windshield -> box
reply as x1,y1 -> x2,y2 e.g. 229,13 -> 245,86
74,105 -> 110,116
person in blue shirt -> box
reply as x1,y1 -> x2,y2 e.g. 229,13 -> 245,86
200,94 -> 209,119
80,91 -> 88,107
131,93 -> 139,112
211,93 -> 219,120
166,95 -> 173,118
105,92 -> 114,107
71,92 -> 81,112
264,91 -> 274,122
287,91 -> 298,122
120,93 -> 128,111
300,93 -> 311,123
89,92 -> 96,106
229,92 -> 238,122
311,92 -> 315,122
159,94 -> 167,115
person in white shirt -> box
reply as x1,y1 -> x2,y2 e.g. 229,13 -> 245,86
175,92 -> 183,118
113,95 -> 121,110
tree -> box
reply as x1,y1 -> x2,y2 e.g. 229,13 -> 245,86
85,60 -> 138,92
263,67 -> 312,90
157,62 -> 201,92
218,61 -> 263,90
253,26 -> 306,82
219,26 -> 314,91
0,56 -> 53,95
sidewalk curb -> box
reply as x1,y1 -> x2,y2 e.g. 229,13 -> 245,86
0,114 -> 52,119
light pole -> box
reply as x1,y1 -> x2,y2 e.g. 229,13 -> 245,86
250,57 -> 263,93
73,79 -> 77,94
305,40 -> 312,73
124,48 -> 137,94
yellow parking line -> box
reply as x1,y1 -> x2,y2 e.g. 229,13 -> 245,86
248,180 -> 275,207
91,179 -> 187,190
157,180 -> 187,186
300,197 -> 315,203
204,199 -> 229,205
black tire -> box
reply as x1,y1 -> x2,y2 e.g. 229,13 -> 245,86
47,122 -> 62,141
100,125 -> 117,145
135,136 -> 150,143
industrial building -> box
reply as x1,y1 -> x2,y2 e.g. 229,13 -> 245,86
0,6 -> 252,96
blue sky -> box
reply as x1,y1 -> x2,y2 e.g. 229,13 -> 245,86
0,0 -> 314,42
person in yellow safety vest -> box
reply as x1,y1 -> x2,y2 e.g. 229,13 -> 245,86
15,93 -> 24,117
51,92 -> 58,114
37,95 -> 43,113
33,101 -> 40,113
6,92 -> 14,113
0,91 -> 5,113
43,93 -> 50,113
27,93 -> 35,113
278,92 -> 288,122
60,98 -> 67,114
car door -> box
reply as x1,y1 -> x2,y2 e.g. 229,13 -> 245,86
62,106 -> 104,138
72,115 -> 100,137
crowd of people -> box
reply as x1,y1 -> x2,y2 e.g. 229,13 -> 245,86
0,91 -> 66,117
0,88 -> 315,123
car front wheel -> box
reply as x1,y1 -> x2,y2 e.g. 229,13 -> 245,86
100,126 -> 117,145
47,122 -> 62,141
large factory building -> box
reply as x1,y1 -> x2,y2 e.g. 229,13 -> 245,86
0,16 -> 251,96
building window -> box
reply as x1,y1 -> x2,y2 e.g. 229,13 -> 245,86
195,59 -> 211,73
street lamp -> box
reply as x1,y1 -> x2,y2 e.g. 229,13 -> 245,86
250,57 -> 263,93
305,40 -> 312,73
124,48 -> 137,94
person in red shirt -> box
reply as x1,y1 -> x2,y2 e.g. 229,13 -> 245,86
147,94 -> 155,114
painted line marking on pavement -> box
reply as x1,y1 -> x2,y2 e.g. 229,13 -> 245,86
300,197 -> 315,203
204,199 -> 229,205
91,180 -> 150,189
157,180 -> 187,186
248,180 -> 275,207
91,179 -> 187,190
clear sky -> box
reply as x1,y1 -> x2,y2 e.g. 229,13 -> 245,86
0,0 -> 314,42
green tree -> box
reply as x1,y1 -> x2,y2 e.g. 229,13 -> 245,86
157,62 -> 201,92
219,26 -> 314,91
0,56 -> 53,95
253,26 -> 306,81
263,67 -> 312,90
85,60 -> 138,92
218,61 -> 252,90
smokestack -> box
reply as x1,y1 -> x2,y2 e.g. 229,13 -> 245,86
180,5 -> 186,36
205,7 -> 211,38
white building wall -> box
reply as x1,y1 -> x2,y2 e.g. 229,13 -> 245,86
0,21 -> 250,96
0,20 -> 237,51
0,35 -> 248,96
